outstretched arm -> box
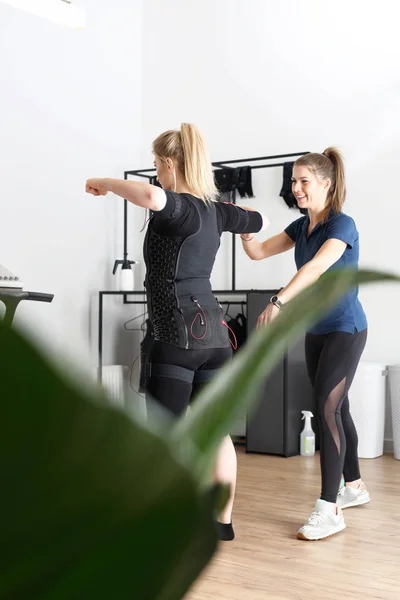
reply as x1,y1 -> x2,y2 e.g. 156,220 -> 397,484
86,177 -> 167,211
241,231 -> 295,260
216,202 -> 268,236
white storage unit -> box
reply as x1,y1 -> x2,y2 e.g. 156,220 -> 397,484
349,361 -> 387,459
388,365 -> 400,460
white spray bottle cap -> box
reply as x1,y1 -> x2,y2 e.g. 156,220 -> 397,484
302,410 -> 313,419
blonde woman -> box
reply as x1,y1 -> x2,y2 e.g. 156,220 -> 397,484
86,123 -> 266,541
241,148 -> 370,541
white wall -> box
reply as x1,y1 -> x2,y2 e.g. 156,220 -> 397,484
0,0 -> 143,373
141,0 -> 400,364
2,1 -> 399,442
140,0 -> 400,445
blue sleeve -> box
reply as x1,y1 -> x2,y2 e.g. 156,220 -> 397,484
326,214 -> 357,248
284,217 -> 304,242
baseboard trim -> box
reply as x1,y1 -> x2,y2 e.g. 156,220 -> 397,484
384,439 -> 394,453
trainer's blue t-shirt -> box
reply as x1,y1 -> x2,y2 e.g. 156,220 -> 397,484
284,210 -> 367,335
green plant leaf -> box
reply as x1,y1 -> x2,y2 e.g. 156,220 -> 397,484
2,268 -> 398,598
0,323 -> 218,600
172,268 -> 400,482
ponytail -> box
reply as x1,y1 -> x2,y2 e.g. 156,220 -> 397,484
180,123 -> 217,203
152,123 -> 217,203
322,147 -> 346,213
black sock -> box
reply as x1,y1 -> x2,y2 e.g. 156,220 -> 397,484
215,521 -> 235,541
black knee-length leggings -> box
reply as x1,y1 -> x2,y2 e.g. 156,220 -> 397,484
305,329 -> 367,503
145,341 -> 232,418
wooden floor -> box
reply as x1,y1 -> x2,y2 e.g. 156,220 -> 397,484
187,446 -> 400,600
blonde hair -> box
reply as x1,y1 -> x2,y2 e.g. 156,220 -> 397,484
152,123 -> 217,203
295,147 -> 346,218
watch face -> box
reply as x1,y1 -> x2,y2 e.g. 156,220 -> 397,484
270,295 -> 278,303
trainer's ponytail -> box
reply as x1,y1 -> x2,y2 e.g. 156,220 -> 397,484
322,147 -> 346,214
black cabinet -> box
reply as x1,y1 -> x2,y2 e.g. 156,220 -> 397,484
245,291 -> 316,457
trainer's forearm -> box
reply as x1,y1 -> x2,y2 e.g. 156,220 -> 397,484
240,236 -> 265,260
278,263 -> 322,305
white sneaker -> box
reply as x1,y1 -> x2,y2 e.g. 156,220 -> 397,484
337,482 -> 370,509
297,499 -> 346,541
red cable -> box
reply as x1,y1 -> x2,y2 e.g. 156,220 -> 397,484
222,319 -> 238,350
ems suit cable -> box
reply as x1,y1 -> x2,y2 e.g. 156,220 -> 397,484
190,297 -> 208,340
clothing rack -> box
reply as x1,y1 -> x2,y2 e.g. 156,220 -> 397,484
119,150 -> 309,297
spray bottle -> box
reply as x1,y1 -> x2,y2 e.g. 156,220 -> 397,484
113,258 -> 136,291
300,411 -> 315,456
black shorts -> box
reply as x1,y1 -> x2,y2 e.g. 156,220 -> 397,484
145,341 -> 232,418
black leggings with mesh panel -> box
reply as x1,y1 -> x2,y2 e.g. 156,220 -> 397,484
305,329 -> 368,503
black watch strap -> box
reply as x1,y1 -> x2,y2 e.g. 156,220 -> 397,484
270,295 -> 283,309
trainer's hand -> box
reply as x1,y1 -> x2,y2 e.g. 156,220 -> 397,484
257,303 -> 280,328
86,178 -> 109,196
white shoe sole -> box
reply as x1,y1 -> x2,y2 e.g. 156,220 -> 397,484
340,495 -> 371,510
297,521 -> 346,541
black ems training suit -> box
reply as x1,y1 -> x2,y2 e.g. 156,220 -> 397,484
143,191 -> 263,417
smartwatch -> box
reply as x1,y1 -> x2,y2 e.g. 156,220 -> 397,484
270,295 -> 283,309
